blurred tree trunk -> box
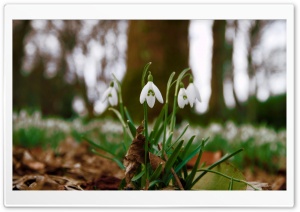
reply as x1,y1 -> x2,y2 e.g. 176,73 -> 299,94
122,20 -> 189,122
246,20 -> 263,123
13,21 -> 32,110
207,20 -> 227,121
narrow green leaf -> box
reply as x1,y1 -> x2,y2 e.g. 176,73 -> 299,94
165,144 -> 202,183
153,104 -> 166,134
164,140 -> 184,177
148,130 -> 155,148
108,108 -> 126,128
127,120 -> 136,137
149,180 -> 162,189
185,139 -> 205,189
166,124 -> 189,152
228,178 -> 233,190
119,178 -> 126,190
153,123 -> 165,145
91,149 -> 125,170
109,108 -> 133,140
124,106 -> 133,123
176,144 -> 202,173
149,163 -> 163,182
82,136 -> 116,157
132,168 -> 145,181
181,135 -> 196,159
191,148 -> 244,188
165,132 -> 173,149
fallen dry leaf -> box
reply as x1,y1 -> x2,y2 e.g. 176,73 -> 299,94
123,124 -> 146,188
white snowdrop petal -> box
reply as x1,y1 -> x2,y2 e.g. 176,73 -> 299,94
108,97 -> 114,106
101,87 -> 112,102
111,88 -> 118,106
184,98 -> 189,105
178,96 -> 185,108
152,82 -> 164,104
186,84 -> 196,106
146,95 -> 155,108
178,88 -> 186,108
140,82 -> 150,104
178,88 -> 185,97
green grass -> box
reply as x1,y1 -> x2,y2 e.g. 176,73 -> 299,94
13,111 -> 286,173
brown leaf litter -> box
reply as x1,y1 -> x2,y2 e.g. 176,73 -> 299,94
13,137 -> 124,190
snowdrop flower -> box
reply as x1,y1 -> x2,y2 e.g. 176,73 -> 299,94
101,81 -> 118,106
140,73 -> 163,108
177,83 -> 189,109
186,78 -> 201,107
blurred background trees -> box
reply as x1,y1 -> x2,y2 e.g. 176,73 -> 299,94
13,20 -> 286,129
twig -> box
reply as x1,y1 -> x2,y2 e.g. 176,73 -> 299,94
158,144 -> 184,190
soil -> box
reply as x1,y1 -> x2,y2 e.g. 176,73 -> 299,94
12,137 -> 286,190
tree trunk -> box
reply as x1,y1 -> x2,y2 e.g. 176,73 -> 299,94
122,20 -> 189,122
13,20 -> 32,110
207,20 -> 227,121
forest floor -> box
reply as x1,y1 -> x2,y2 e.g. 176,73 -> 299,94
12,137 -> 286,191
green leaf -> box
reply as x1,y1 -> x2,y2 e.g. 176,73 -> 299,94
108,108 -> 126,128
165,132 -> 173,148
176,143 -> 201,173
82,136 -> 116,157
127,120 -> 136,137
191,148 -> 244,188
165,143 -> 202,183
166,124 -> 189,152
149,180 -> 162,189
149,163 -> 163,182
124,106 -> 133,123
152,104 -> 166,134
91,149 -> 125,170
164,140 -> 184,179
109,108 -> 133,140
181,135 -> 196,159
185,139 -> 205,189
228,178 -> 233,190
152,122 -> 165,145
132,168 -> 145,181
192,162 -> 247,190
119,178 -> 126,190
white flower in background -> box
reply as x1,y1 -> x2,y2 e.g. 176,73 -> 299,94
140,73 -> 163,108
177,83 -> 189,109
186,78 -> 201,107
101,81 -> 118,106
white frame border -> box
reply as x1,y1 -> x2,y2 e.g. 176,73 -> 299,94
4,3 -> 294,207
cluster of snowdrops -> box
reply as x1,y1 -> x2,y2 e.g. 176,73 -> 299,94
87,62 -> 258,190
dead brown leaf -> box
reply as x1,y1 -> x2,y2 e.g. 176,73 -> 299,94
123,124 -> 146,188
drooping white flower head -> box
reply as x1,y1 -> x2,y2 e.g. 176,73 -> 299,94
177,83 -> 189,109
101,81 -> 118,106
186,77 -> 201,107
140,73 -> 164,108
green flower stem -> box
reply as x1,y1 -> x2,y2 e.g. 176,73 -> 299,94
112,74 -> 127,149
197,169 -> 259,190
162,72 -> 175,154
143,102 -> 149,187
162,102 -> 168,154
170,68 -> 190,133
141,63 -> 152,186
